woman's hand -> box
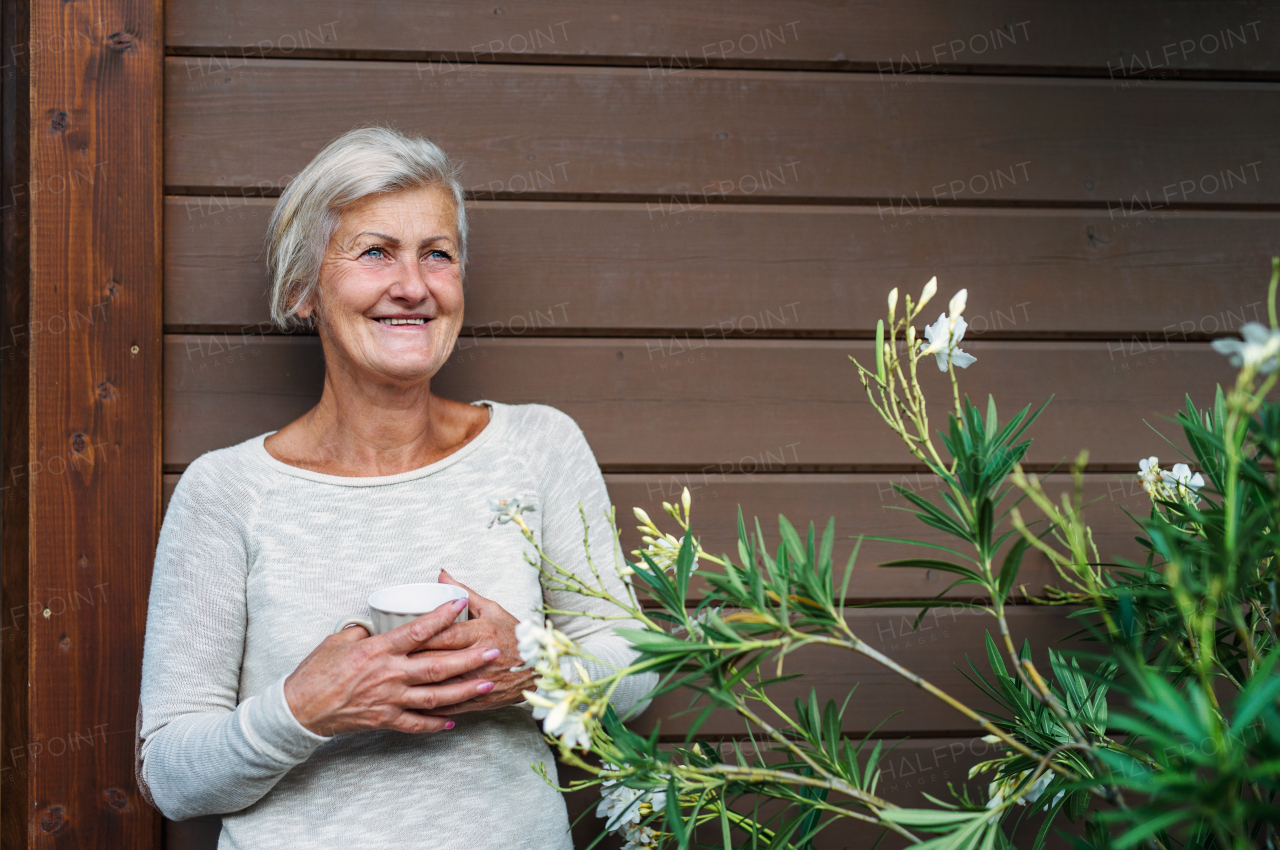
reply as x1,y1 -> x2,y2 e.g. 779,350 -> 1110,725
414,570 -> 537,714
283,596 -> 498,737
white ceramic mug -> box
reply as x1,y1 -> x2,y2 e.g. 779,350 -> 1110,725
333,582 -> 470,635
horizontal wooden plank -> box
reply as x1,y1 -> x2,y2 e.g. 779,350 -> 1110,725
163,335 -> 1232,469
165,197 -> 1280,337
634,606 -> 1084,737
164,61 -> 1280,204
165,1 -> 1279,78
162,471 -> 1153,600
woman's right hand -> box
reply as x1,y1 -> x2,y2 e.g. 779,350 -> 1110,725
283,597 -> 498,737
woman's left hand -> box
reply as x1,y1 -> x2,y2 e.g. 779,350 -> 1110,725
413,570 -> 536,713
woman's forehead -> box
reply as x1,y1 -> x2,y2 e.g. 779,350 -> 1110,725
337,188 -> 458,241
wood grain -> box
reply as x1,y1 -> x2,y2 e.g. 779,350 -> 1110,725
162,335 -> 1231,470
0,0 -> 31,846
163,1 -> 1279,78
164,197 -> 1280,338
632,606 -> 1084,737
21,0 -> 164,846
163,60 -> 1280,204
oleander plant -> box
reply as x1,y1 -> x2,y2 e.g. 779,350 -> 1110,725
494,262 -> 1280,850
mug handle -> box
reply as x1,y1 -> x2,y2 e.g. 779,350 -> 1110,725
334,616 -> 375,635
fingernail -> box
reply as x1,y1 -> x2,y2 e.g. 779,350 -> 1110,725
482,648 -> 501,661
453,598 -> 467,611
444,720 -> 456,730
476,681 -> 495,693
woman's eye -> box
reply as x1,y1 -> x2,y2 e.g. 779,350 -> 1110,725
426,249 -> 452,261
424,249 -> 453,267
361,246 -> 386,260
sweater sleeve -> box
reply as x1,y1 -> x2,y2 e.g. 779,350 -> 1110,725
137,457 -> 331,820
533,409 -> 659,720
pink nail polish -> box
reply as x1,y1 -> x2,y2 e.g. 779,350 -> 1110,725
477,681 -> 495,693
482,648 -> 501,661
444,720 -> 456,730
453,598 -> 467,611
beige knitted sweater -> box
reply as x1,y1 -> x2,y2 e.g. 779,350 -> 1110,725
137,402 -> 655,849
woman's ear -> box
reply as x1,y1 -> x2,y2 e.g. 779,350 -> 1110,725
289,284 -> 317,325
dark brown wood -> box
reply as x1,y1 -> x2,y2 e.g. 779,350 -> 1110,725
161,335 -> 1231,471
0,0 -> 32,845
18,0 -> 164,847
164,197 -> 1280,338
163,1 -> 1280,79
163,60 -> 1280,204
632,606 -> 1085,737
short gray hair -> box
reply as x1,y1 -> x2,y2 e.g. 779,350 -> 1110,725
264,126 -> 467,330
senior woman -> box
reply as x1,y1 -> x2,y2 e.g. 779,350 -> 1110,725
136,127 -> 656,849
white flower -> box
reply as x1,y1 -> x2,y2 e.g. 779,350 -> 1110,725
1160,463 -> 1205,502
985,782 -> 1006,825
528,685 -> 592,749
599,766 -> 668,847
488,494 -> 536,527
622,827 -> 661,850
1212,322 -> 1280,373
1137,456 -> 1162,494
597,782 -> 645,829
1020,770 -> 1052,805
948,287 -> 968,319
515,619 -> 556,668
918,311 -> 977,372
639,534 -> 693,572
674,606 -> 721,641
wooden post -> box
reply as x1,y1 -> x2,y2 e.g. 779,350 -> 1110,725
2,0 -> 163,846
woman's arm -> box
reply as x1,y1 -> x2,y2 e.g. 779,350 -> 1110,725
137,460 -> 331,820
537,414 -> 660,719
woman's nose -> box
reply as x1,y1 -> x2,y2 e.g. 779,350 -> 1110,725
387,258 -> 431,303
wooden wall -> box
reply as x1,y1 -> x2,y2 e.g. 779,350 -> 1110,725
159,2 -> 1279,848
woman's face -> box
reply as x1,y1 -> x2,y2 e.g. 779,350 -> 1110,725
301,186 -> 464,387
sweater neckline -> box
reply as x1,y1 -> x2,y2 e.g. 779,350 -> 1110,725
248,400 -> 504,487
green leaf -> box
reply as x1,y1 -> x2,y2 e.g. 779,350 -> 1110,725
778,515 -> 806,567
879,809 -> 982,827
995,536 -> 1030,604
986,394 -> 998,440
879,558 -> 984,581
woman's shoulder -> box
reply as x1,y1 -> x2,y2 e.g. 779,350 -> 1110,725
493,401 -> 583,440
487,402 -> 598,474
167,435 -> 277,521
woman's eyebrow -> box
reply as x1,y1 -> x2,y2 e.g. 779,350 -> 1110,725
351,231 -> 455,247
352,231 -> 400,245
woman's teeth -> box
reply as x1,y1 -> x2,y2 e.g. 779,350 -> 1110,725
377,318 -> 427,325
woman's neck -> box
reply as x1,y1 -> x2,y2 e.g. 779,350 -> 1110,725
262,360 -> 489,477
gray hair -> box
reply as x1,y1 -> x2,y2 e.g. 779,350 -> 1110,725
264,126 -> 467,331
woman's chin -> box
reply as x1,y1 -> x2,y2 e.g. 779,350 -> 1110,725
353,354 -> 446,386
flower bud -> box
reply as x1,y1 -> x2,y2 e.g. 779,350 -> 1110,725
917,276 -> 938,311
948,288 -> 968,318
887,287 -> 899,322
634,507 -> 653,526
681,487 -> 691,515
